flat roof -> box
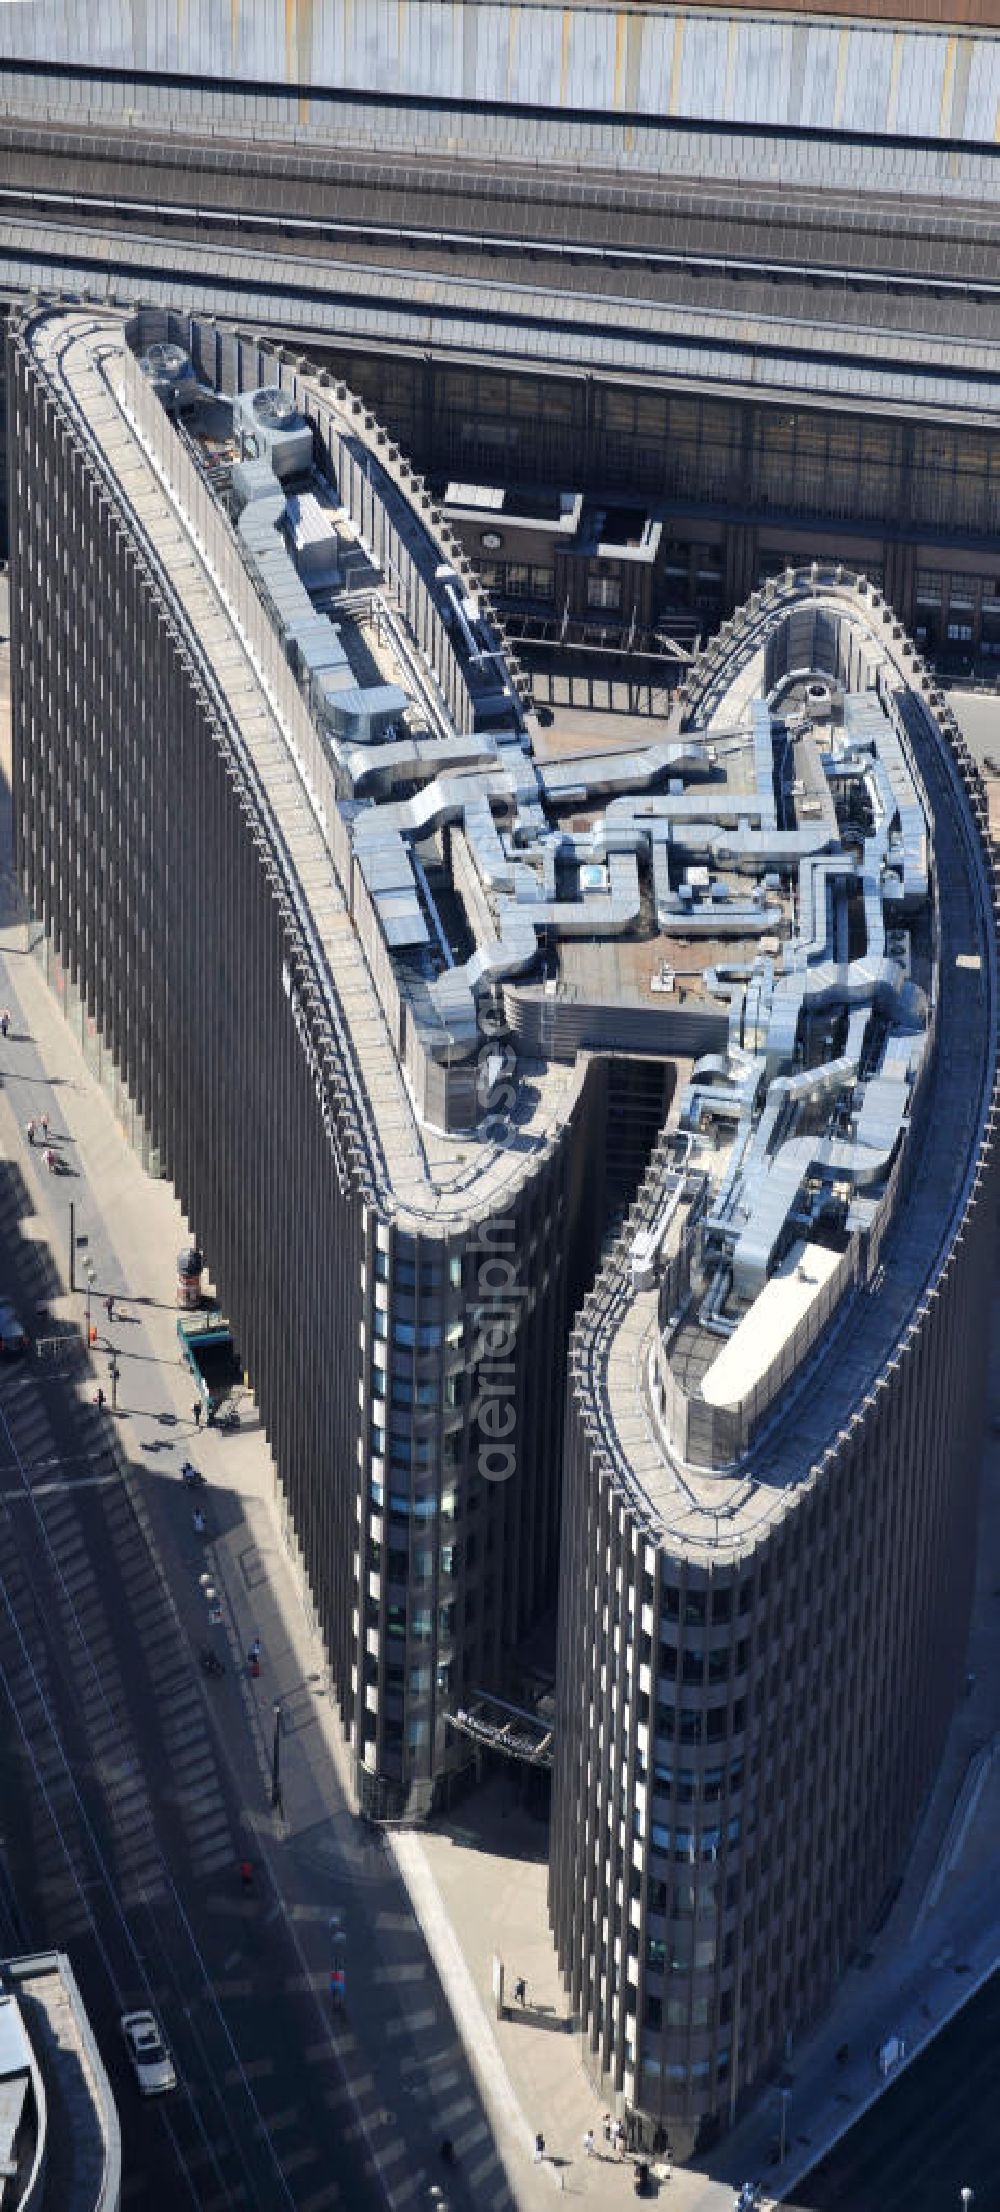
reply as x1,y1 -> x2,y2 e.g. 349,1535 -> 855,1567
0,1992 -> 32,2077
701,1240 -> 843,1411
26,310 -> 584,1229
583,573 -> 997,1557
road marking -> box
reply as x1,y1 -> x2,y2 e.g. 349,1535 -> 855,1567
0,1472 -> 117,1498
276,2145 -> 321,2177
385,2007 -> 438,2038
283,1969 -> 331,1996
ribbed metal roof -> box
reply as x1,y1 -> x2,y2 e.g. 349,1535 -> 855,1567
9,217 -> 1000,426
5,3 -> 1000,148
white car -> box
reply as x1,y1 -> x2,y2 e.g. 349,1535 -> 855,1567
120,2009 -> 177,2097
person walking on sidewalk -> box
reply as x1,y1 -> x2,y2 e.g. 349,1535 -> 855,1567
39,1113 -> 49,1139
0,1010 -> 10,1038
105,1295 -> 114,1323
192,1400 -> 202,1428
533,2133 -> 545,2165
25,1119 -> 35,1145
582,2128 -> 595,2158
514,1976 -> 526,2006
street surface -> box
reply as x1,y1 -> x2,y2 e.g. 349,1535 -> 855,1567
0,1208 -> 375,2211
790,1963 -> 1000,2212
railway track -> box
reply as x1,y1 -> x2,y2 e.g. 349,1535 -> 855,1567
5,177 -> 1000,328
3,114 -> 1000,313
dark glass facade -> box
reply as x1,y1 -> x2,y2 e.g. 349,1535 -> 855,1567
5,306 -> 605,1818
548,583 -> 1000,2154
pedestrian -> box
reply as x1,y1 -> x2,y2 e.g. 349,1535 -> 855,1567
39,1113 -> 48,1139
192,1507 -> 206,1535
583,2128 -> 594,2158
0,1010 -> 10,1038
95,1387 -> 106,1411
602,2114 -> 612,2146
613,2119 -> 623,2158
514,1975 -> 526,2006
239,1857 -> 254,1892
26,1119 -> 34,1145
105,1295 -> 114,1323
249,1637 -> 261,1663
193,1400 -> 202,1428
533,2133 -> 545,2165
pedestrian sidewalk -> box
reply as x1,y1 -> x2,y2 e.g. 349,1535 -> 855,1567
395,1784 -> 668,2206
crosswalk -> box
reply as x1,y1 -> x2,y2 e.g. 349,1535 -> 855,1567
0,1367 -> 239,1910
269,1798 -> 514,2209
315,1884 -> 515,2212
0,1514 -> 96,1943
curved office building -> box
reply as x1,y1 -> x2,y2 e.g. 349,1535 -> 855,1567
7,303 -> 608,1817
550,580 -> 1000,2150
8,306 -> 999,2145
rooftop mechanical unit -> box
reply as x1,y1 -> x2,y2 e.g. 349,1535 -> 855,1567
138,342 -> 197,412
235,385 -> 314,479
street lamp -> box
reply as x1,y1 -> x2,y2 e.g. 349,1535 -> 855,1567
960,2190 -> 974,2212
271,1702 -> 283,1816
777,2086 -> 790,2167
84,1258 -> 96,1338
